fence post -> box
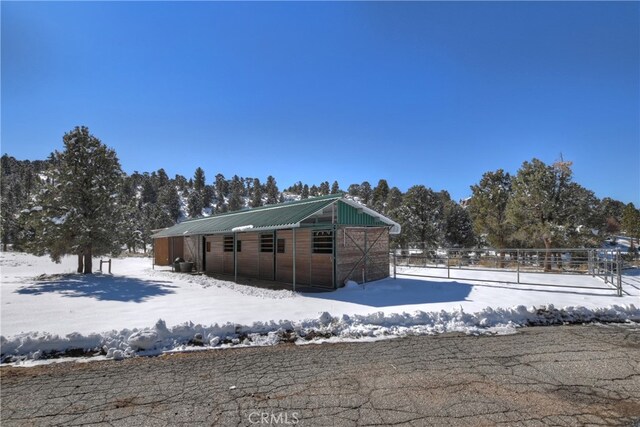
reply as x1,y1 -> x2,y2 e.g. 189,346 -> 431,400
108,259 -> 112,274
516,250 -> 520,283
446,249 -> 450,279
393,252 -> 397,279
617,250 -> 622,297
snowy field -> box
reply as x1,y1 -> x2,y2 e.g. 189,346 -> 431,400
1,251 -> 639,364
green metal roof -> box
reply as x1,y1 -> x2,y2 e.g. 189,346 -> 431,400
151,194 -> 343,238
152,193 -> 401,238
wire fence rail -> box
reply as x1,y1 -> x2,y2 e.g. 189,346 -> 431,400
391,248 -> 624,296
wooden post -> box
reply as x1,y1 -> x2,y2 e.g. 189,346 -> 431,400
292,228 -> 296,292
393,251 -> 397,279
516,250 -> 520,283
446,250 -> 450,279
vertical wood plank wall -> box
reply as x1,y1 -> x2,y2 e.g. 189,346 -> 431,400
275,230 -> 293,283
335,227 -> 390,285
154,238 -> 169,265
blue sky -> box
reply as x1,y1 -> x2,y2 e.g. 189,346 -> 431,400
2,1 -> 639,204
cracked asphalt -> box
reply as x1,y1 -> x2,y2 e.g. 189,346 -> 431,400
1,323 -> 639,426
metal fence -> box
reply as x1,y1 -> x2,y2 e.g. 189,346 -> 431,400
391,248 -> 623,296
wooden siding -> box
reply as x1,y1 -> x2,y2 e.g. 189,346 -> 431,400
154,237 -> 170,266
205,235 -> 224,274
336,227 -> 389,285
259,232 -> 275,280
237,232 -> 259,278
275,230 -> 293,283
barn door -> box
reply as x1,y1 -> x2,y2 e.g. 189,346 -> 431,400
341,228 -> 388,284
310,229 -> 334,288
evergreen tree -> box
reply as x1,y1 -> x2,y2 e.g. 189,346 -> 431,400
506,158 -> 575,270
193,167 -> 205,193
360,181 -> 372,204
251,178 -> 263,207
622,203 -> 640,255
159,185 -> 181,222
331,181 -> 340,194
214,173 -> 228,199
468,169 -> 513,249
301,184 -> 310,199
443,200 -> 475,248
310,185 -> 319,197
395,185 -> 443,249
23,126 -> 123,273
228,175 -> 244,211
372,179 -> 390,213
347,183 -> 360,197
187,191 -> 204,218
265,175 -> 279,204
386,187 -> 403,213
319,181 -> 330,195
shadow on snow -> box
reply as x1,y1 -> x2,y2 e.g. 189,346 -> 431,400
16,274 -> 178,303
305,278 -> 473,307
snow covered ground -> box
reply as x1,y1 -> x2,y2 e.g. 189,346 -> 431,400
1,251 -> 639,364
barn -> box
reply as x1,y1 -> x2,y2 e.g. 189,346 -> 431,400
151,194 -> 401,290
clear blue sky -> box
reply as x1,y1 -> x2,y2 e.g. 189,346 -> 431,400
2,1 -> 639,204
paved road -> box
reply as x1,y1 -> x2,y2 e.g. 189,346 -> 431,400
2,324 -> 639,426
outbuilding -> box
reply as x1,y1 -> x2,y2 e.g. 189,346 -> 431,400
151,194 -> 400,290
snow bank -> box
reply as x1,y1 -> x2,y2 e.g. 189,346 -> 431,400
3,304 -> 639,364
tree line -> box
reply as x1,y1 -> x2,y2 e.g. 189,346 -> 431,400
1,127 -> 639,273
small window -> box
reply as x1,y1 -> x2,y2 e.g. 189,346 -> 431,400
236,240 -> 242,252
313,230 -> 333,254
223,236 -> 234,252
206,241 -> 211,252
260,234 -> 274,253
277,239 -> 285,253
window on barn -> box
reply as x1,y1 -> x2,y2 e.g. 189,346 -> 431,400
260,234 -> 274,252
312,230 -> 333,254
236,240 -> 242,252
223,236 -> 233,252
206,241 -> 211,252
277,239 -> 285,253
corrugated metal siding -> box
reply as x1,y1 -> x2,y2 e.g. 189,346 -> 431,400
337,201 -> 388,226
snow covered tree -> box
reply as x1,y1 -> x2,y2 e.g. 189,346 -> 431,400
468,169 -> 513,249
187,191 -> 204,218
23,126 -> 124,273
158,185 -> 181,222
372,179 -> 390,213
386,187 -> 403,213
506,158 -> 577,270
265,175 -> 279,204
228,175 -> 244,211
395,185 -> 443,249
360,181 -> 372,205
251,178 -> 263,207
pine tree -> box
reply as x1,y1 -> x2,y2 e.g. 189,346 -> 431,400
386,187 -> 403,213
318,181 -> 330,195
23,126 -> 124,273
251,178 -> 263,207
347,183 -> 360,197
395,185 -> 444,249
310,185 -> 319,197
372,179 -> 390,213
360,181 -> 372,205
187,191 -> 204,217
331,181 -> 340,194
468,169 -> 513,249
265,175 -> 279,204
159,185 -> 181,221
443,200 -> 475,247
506,158 -> 575,270
301,184 -> 309,199
228,175 -> 244,211
622,203 -> 640,256
193,167 -> 205,194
